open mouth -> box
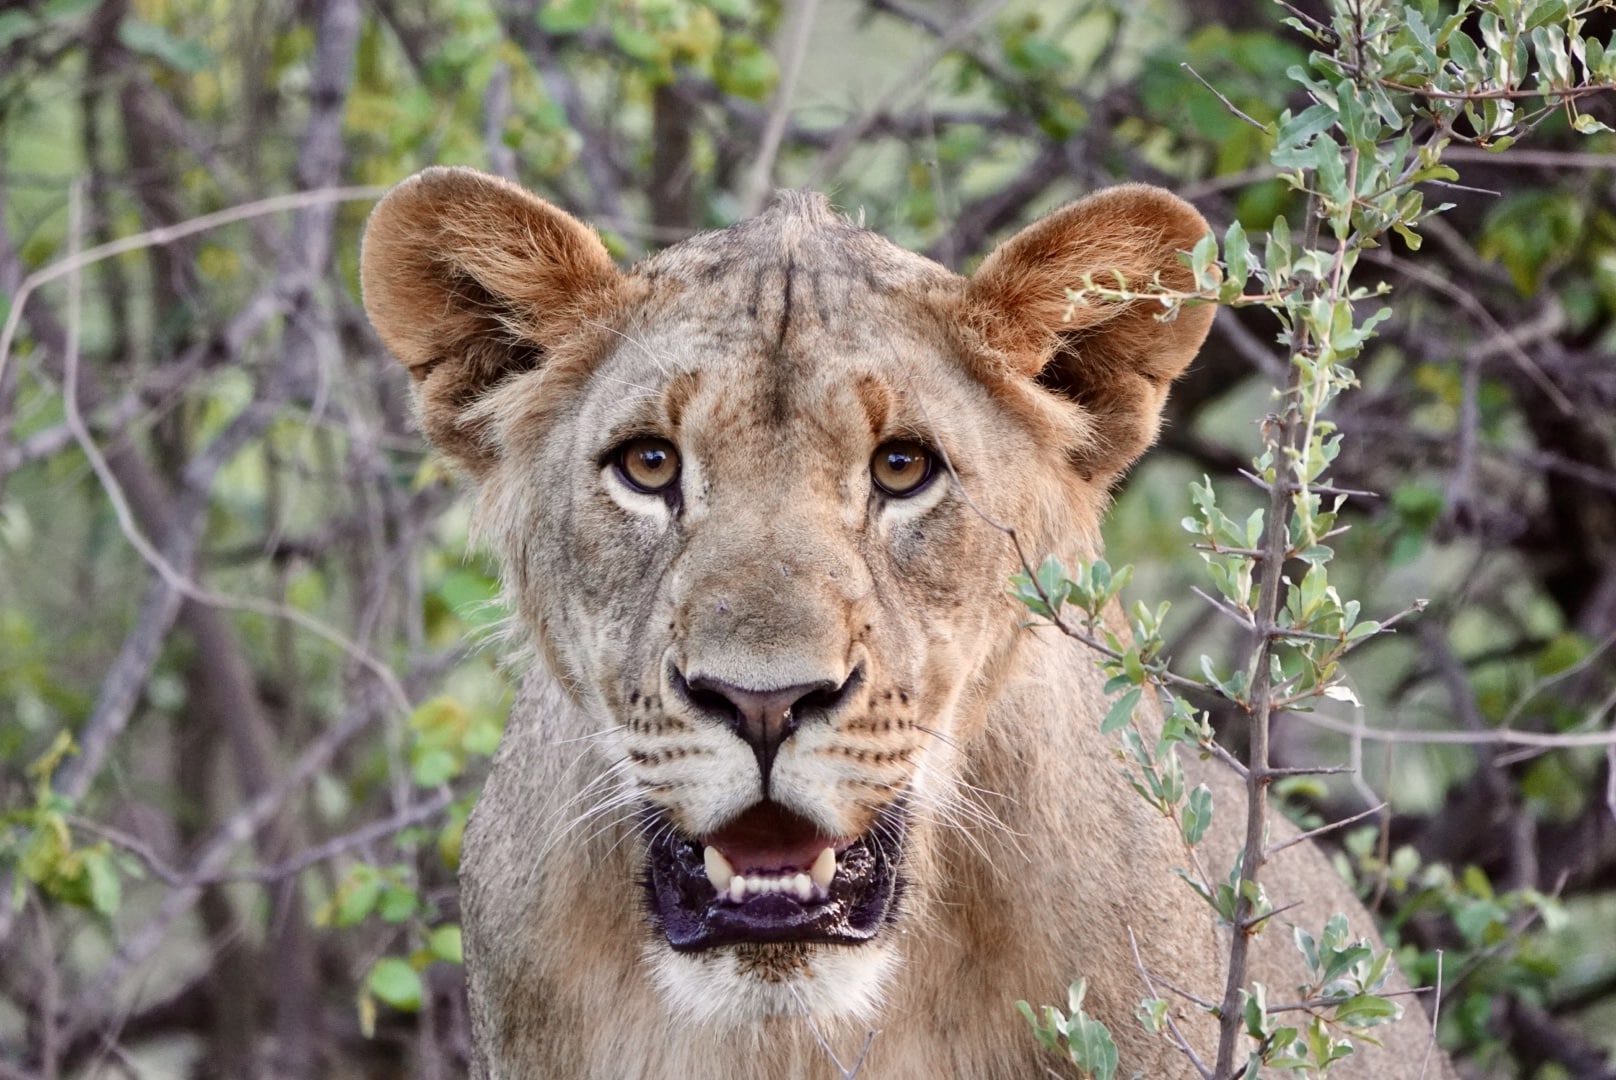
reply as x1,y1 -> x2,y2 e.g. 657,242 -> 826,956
645,800 -> 905,951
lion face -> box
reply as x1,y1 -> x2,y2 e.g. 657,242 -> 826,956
360,171 -> 1214,1027
481,204 -> 1022,1021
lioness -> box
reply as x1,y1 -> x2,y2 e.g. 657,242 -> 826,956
361,168 -> 1455,1079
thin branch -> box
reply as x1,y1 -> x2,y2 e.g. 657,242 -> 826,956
741,0 -> 821,216
0,186 -> 384,385
1362,248 -> 1575,415
1265,803 -> 1388,859
235,790 -> 455,883
1288,710 -> 1616,747
1127,927 -> 1215,1080
807,0 -> 1011,187
1417,951 -> 1444,1080
62,697 -> 387,1034
1442,146 -> 1616,170
1182,63 -> 1268,131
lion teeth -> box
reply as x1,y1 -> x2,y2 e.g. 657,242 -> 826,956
810,847 -> 836,890
793,873 -> 813,901
713,862 -> 833,903
703,846 -> 735,892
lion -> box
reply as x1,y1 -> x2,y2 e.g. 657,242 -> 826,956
360,167 -> 1456,1079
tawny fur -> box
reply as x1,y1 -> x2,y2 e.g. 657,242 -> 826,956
360,168 -> 1457,1079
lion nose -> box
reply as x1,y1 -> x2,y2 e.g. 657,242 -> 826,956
675,669 -> 860,789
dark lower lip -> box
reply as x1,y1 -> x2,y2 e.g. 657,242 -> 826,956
643,806 -> 906,951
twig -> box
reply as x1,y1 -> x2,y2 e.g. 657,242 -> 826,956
787,982 -> 878,1079
808,0 -> 1011,187
1265,803 -> 1388,859
1442,146 -> 1616,170
1362,248 -> 1575,415
1182,63 -> 1268,131
0,186 -> 384,385
742,0 -> 821,216
62,697 -> 387,1034
34,897 -> 60,1080
235,790 -> 455,883
65,819 -> 186,888
1127,927 -> 1214,1080
1212,366 -> 1297,1079
483,62 -> 518,182
1417,951 -> 1443,1080
1288,710 -> 1616,747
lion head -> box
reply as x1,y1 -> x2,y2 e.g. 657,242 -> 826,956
360,168 -> 1215,1061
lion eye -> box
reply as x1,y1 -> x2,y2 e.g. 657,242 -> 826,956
616,437 -> 681,494
871,441 -> 936,497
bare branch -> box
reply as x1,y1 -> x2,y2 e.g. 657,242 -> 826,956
742,0 -> 821,216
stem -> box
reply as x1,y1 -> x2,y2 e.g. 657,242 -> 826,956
1211,332 -> 1308,1080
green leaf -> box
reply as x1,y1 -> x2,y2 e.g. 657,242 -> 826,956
1100,688 -> 1141,735
1223,219 -> 1252,295
716,36 -> 779,101
378,882 -> 421,923
1189,232 -> 1218,290
1067,976 -> 1090,1014
44,0 -> 103,17
537,0 -> 598,33
429,924 -> 464,964
1244,984 -> 1267,1038
437,569 -> 502,629
410,696 -> 469,745
117,18 -> 215,73
1180,784 -> 1213,846
83,847 -> 121,916
411,747 -> 459,787
334,866 -> 382,928
1034,555 -> 1073,614
367,957 -> 424,1011
1331,993 -> 1400,1026
1064,1008 -> 1119,1080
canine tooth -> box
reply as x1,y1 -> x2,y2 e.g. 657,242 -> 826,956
703,846 -> 734,892
810,847 -> 836,890
793,873 -> 812,901
729,875 -> 747,903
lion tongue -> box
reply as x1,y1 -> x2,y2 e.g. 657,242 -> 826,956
703,802 -> 833,876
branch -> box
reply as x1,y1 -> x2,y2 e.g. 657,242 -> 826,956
60,696 -> 387,1036
807,0 -> 1013,187
0,187 -> 383,386
741,0 -> 821,216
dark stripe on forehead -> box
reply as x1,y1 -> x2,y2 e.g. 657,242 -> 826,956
766,256 -> 796,423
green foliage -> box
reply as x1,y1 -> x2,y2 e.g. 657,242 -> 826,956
0,734 -> 121,918
1018,978 -> 1121,1080
1015,0 -> 1616,1074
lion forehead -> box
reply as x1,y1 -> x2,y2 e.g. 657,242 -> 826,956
626,193 -> 960,346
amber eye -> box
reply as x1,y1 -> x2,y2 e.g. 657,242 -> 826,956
615,437 -> 681,494
871,441 -> 936,497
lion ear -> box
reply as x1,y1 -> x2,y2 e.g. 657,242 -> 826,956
360,167 -> 623,475
964,185 -> 1215,482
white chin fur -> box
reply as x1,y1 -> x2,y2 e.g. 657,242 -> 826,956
646,941 -> 897,1028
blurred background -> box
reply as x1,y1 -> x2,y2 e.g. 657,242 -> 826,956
0,0 -> 1614,1076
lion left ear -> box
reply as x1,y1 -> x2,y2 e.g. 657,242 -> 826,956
360,167 -> 625,477
964,184 -> 1216,482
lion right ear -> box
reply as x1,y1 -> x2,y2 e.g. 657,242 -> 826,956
360,167 -> 624,475
964,185 -> 1215,484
